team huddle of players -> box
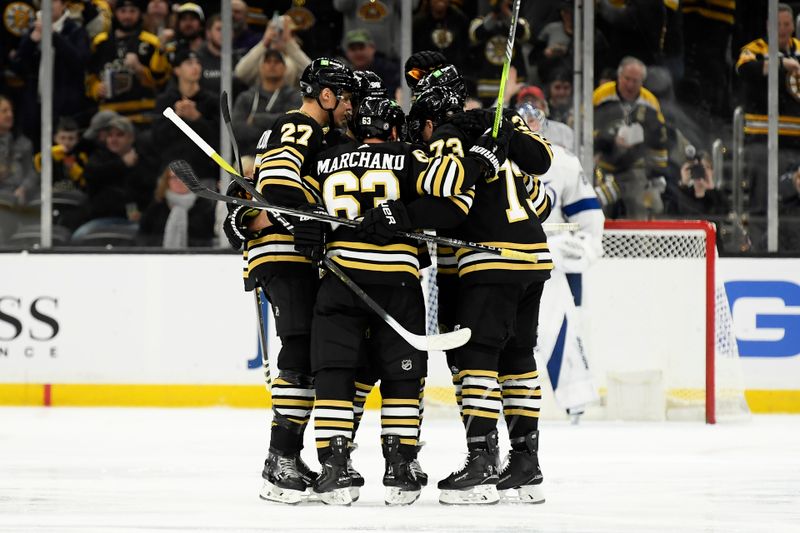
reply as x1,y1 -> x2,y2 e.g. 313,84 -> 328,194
223,51 -> 555,506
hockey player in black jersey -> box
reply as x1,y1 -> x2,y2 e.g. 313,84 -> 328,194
222,57 -> 356,505
307,96 -> 508,505
403,80 -> 554,505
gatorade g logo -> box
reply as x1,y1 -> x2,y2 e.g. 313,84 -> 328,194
725,281 -> 800,358
381,204 -> 396,225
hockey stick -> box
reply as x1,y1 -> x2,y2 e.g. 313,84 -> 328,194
214,98 -> 472,352
491,0 -> 522,138
217,92 -> 272,388
164,106 -> 541,263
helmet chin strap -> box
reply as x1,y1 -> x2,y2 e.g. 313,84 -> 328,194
316,90 -> 341,129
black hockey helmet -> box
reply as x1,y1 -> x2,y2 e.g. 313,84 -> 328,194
353,97 -> 405,142
404,50 -> 448,89
300,57 -> 356,99
353,70 -> 389,100
407,86 -> 463,143
413,65 -> 466,104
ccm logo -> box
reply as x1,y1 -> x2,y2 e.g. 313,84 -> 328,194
725,281 -> 800,358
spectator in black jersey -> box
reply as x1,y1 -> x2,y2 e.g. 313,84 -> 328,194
412,0 -> 469,74
74,115 -> 145,239
341,29 -> 401,99
232,50 -> 301,154
664,150 -> 729,216
152,48 -> 219,184
137,165 -> 215,247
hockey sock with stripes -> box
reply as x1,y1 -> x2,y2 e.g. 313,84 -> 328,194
459,369 -> 501,448
380,378 -> 421,455
269,370 -> 314,455
501,370 -> 542,450
314,368 -> 355,461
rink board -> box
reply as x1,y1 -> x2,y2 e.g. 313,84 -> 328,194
1,252 -> 798,412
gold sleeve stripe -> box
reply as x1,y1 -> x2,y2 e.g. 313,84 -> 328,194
328,241 -> 418,253
247,233 -> 294,246
259,158 -> 301,175
535,194 -> 550,217
259,179 -> 316,203
448,195 -> 470,215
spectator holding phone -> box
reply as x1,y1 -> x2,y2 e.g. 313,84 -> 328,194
665,147 -> 729,216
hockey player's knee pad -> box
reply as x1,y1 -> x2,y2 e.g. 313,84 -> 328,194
277,335 -> 312,375
499,346 -> 537,376
271,370 -> 314,432
452,342 -> 499,374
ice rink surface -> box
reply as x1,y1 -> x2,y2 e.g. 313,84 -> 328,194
1,408 -> 799,533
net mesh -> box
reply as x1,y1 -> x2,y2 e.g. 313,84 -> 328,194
603,226 -> 749,421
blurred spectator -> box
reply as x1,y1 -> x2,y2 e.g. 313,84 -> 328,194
76,115 -> 145,237
664,149 -> 730,216
68,0 -> 113,40
333,0 -> 418,61
232,0 -> 260,56
153,48 -> 219,183
234,13 -> 311,90
679,0 -> 735,122
545,69 -> 572,126
232,50 -> 301,154
33,117 -> 92,229
82,109 -> 120,154
195,14 -> 245,98
34,117 -> 89,193
137,165 -> 215,247
172,2 -> 206,54
11,0 -> 91,142
412,0 -> 469,74
342,29 -> 401,97
143,0 -> 172,44
736,3 -> 800,215
0,95 -> 37,206
268,1 -> 343,61
779,167 -> 800,250
0,0 -> 35,101
596,0 -> 665,69
530,0 -> 572,85
467,0 -> 530,106
86,0 -> 170,127
593,56 -> 668,219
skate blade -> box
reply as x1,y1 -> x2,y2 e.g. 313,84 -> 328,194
349,487 -> 360,502
259,480 -> 304,505
384,486 -> 421,506
499,485 -> 546,504
439,484 -> 499,505
316,487 -> 353,506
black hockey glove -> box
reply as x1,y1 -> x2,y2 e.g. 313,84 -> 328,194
468,118 -> 514,179
223,205 -> 250,250
292,203 -> 327,262
404,50 -> 448,88
356,200 -> 413,246
448,108 -> 520,140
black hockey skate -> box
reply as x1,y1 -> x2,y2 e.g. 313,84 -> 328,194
409,443 -> 428,486
347,457 -> 364,502
312,435 -> 353,506
497,430 -> 545,504
438,430 -> 500,505
382,435 -> 422,506
259,451 -> 310,504
296,454 -> 319,486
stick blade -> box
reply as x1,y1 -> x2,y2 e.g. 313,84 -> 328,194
168,160 -> 203,192
422,327 -> 472,351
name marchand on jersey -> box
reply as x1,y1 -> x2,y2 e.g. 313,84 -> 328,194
311,142 -> 474,284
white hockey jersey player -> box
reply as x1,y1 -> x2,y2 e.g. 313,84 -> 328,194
537,139 -> 604,418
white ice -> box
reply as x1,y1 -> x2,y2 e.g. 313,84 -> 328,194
1,408 -> 799,533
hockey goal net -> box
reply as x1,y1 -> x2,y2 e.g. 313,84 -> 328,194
580,220 -> 749,423
422,220 -> 750,424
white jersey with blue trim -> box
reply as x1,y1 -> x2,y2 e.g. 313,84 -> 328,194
540,144 -> 604,251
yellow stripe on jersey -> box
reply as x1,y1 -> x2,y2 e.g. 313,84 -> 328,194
327,241 -> 418,253
259,178 -> 316,202
249,255 -> 311,269
454,241 -> 549,254
330,256 -> 420,277
458,261 -> 553,276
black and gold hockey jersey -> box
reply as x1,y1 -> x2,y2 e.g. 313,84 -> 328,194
86,29 -> 170,125
428,117 -> 554,283
311,140 -> 475,285
244,110 -> 326,284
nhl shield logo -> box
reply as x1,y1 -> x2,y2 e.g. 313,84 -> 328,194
401,359 -> 413,371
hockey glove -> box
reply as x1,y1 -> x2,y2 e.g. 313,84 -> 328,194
292,204 -> 328,262
548,231 -> 599,273
468,119 -> 513,179
356,199 -> 413,246
404,50 -> 448,88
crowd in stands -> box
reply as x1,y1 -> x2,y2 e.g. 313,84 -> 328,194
0,0 -> 798,251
